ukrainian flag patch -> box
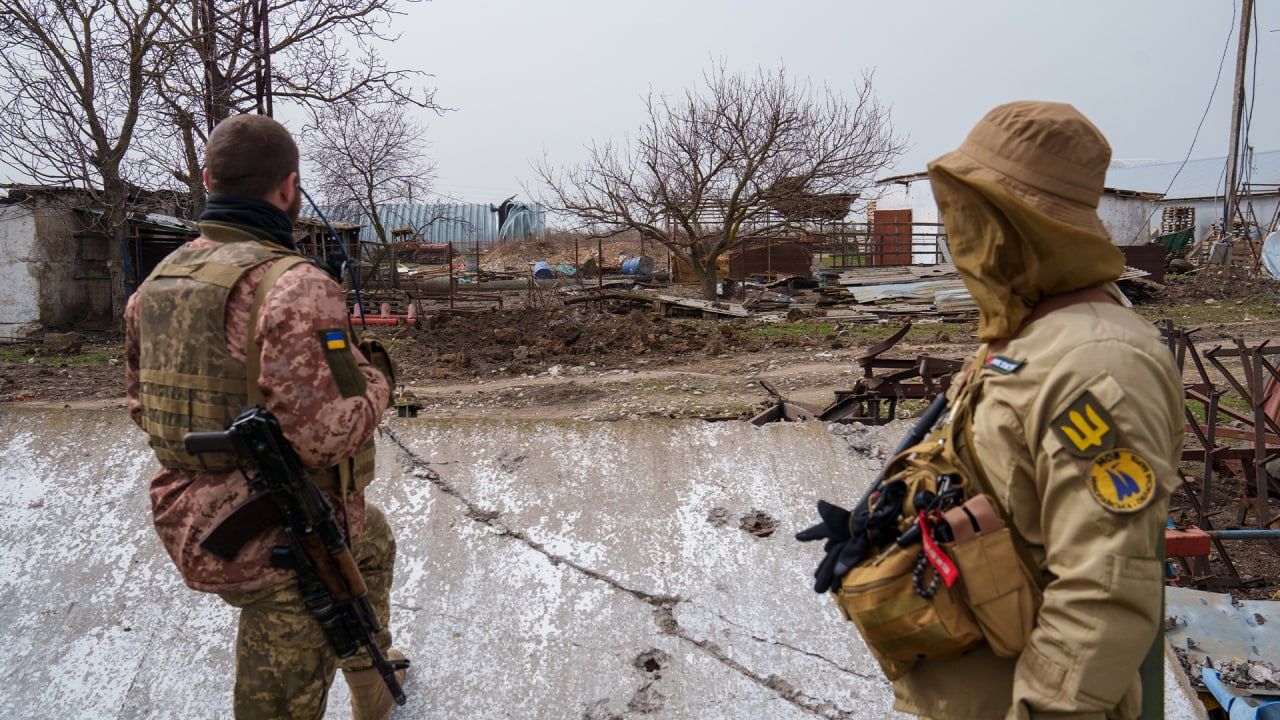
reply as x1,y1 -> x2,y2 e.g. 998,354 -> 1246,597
324,330 -> 347,350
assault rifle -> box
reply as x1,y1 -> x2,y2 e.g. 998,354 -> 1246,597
184,407 -> 407,705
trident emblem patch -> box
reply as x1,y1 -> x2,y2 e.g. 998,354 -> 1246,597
1051,391 -> 1117,458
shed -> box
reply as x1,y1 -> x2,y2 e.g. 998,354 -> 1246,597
1104,150 -> 1280,242
0,187 -> 197,340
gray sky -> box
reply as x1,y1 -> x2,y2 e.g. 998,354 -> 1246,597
387,0 -> 1277,205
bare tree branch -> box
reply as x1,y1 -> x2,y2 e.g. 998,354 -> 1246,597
303,101 -> 435,245
0,0 -> 179,316
140,0 -> 443,213
538,64 -> 904,299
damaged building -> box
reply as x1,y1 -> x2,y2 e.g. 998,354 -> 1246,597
872,149 -> 1279,248
0,186 -> 198,340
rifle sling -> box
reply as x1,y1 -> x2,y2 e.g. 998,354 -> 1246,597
199,492 -> 283,561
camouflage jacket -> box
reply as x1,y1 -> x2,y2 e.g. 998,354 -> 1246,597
125,230 -> 390,593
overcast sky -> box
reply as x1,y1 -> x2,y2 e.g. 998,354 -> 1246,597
384,0 -> 1277,205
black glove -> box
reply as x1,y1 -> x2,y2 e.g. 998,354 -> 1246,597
795,500 -> 869,594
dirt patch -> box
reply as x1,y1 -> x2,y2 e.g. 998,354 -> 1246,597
376,304 -> 889,384
0,337 -> 125,403
739,511 -> 778,539
632,649 -> 670,676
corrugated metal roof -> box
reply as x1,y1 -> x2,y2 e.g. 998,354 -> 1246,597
1104,150 -> 1280,200
310,202 -> 547,246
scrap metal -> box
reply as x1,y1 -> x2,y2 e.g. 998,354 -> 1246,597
817,323 -> 963,425
1161,321 -> 1280,590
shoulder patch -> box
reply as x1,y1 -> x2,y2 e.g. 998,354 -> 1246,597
985,355 -> 1025,375
317,328 -> 366,398
1087,449 -> 1157,513
323,329 -> 347,350
1050,390 -> 1116,458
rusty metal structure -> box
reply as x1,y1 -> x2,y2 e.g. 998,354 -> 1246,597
1161,320 -> 1280,588
818,323 -> 963,424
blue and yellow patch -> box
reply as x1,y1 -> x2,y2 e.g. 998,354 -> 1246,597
1087,449 -> 1157,513
324,330 -> 347,351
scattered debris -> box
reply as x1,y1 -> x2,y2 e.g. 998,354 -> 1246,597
1166,586 -> 1280,693
706,507 -> 730,528
818,323 -> 962,424
739,511 -> 777,539
748,380 -> 815,426
42,332 -> 82,355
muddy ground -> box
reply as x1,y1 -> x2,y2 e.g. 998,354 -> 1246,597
3,273 -> 1280,598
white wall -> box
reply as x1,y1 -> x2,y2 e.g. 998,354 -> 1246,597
872,177 -> 940,224
1098,195 -> 1155,246
1151,196 -> 1279,245
0,205 -> 41,341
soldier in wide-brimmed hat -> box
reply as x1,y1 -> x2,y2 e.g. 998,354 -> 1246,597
799,102 -> 1182,720
910,101 -> 1181,719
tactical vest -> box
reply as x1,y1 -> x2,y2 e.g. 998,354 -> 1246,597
832,348 -> 1041,679
136,224 -> 374,493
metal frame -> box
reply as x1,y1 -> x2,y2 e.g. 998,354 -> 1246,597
818,323 -> 962,424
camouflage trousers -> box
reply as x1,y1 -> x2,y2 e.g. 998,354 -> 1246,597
219,505 -> 397,720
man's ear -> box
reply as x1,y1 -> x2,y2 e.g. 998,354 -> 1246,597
202,168 -> 213,192
278,171 -> 299,207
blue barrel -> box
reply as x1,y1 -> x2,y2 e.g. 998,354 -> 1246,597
532,261 -> 554,279
621,255 -> 655,276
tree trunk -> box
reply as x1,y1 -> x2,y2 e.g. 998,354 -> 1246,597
700,264 -> 718,300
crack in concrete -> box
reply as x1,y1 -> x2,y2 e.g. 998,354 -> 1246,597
651,606 -> 854,720
693,602 -> 879,682
384,427 -> 679,608
384,426 -> 853,719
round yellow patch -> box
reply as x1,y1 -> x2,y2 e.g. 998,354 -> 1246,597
1087,449 -> 1157,513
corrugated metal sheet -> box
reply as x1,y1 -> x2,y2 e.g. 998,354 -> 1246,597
1105,150 -> 1280,200
314,202 -> 546,246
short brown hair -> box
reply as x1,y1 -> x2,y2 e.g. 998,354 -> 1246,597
205,114 -> 299,198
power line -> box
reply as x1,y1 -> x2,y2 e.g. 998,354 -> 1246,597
1130,0 -> 1237,242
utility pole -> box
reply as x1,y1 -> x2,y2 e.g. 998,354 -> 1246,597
1223,0 -> 1253,236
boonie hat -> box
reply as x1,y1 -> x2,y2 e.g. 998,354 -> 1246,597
928,101 -> 1111,240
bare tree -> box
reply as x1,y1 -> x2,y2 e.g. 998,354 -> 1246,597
538,65 -> 905,299
0,0 -> 176,316
305,102 -> 439,287
144,0 -> 440,214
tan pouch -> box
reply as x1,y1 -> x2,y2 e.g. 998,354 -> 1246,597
943,495 -> 1042,657
834,543 -> 984,678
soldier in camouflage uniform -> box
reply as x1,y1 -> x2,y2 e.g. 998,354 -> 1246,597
124,114 -> 405,720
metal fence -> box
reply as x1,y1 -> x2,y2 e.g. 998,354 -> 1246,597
809,221 -> 949,268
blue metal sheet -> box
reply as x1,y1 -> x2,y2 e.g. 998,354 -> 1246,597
311,201 -> 546,246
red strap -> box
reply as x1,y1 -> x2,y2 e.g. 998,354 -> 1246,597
919,511 -> 960,588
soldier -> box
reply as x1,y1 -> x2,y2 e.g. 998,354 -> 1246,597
124,114 -> 406,720
800,102 -> 1182,719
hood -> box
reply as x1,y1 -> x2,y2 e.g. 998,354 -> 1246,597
926,101 -> 1126,341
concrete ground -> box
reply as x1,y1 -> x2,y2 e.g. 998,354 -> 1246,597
0,407 -> 1204,719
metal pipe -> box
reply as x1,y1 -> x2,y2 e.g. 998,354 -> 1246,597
1204,529 -> 1280,540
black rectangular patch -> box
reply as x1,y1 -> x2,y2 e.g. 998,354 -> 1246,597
985,355 -> 1025,375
